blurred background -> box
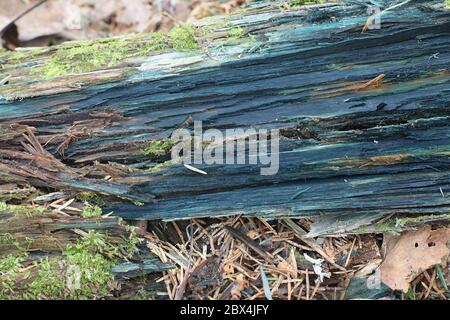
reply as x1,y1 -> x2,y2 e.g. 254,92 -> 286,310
0,0 -> 246,49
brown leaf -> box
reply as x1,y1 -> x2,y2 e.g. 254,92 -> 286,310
187,255 -> 222,293
230,274 -> 248,300
380,226 -> 450,292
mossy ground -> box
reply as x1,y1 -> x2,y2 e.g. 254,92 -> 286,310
0,229 -> 139,300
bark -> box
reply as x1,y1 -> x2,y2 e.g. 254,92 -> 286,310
0,0 -> 449,234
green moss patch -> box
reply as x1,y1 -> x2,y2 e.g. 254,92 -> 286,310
169,25 -> 200,50
0,201 -> 46,217
38,26 -> 199,78
142,140 -> 175,157
288,0 -> 325,8
1,229 -> 139,300
40,40 -> 129,78
227,27 -> 245,41
81,205 -> 103,218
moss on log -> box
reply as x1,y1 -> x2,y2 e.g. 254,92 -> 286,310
0,0 -> 449,235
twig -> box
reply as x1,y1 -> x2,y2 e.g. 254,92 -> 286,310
0,0 -> 48,35
224,225 -> 272,260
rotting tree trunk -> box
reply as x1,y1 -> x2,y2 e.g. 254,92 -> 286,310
0,0 -> 450,236
0,209 -> 129,255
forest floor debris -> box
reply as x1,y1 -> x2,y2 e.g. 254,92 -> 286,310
0,188 -> 449,300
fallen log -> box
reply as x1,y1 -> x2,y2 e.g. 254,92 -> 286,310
0,0 -> 449,235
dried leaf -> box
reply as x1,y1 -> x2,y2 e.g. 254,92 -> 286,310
187,255 -> 222,293
380,226 -> 450,292
230,274 -> 248,300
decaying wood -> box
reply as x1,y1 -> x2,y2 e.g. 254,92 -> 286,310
0,0 -> 449,235
0,209 -> 128,255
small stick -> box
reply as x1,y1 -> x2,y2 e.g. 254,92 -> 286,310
0,0 -> 48,35
224,225 -> 272,260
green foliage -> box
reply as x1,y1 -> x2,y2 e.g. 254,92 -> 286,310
39,32 -> 169,78
0,233 -> 21,249
81,205 -> 103,218
142,140 -> 175,157
77,192 -> 105,207
25,258 -> 66,300
445,0 -> 450,9
139,32 -> 168,53
147,160 -> 174,173
228,27 -> 245,41
3,24 -> 200,80
395,213 -> 450,227
0,47 -> 47,71
0,254 -> 27,299
288,0 -> 324,8
404,285 -> 416,300
62,243 -> 114,299
169,25 -> 199,50
0,201 -> 45,217
24,232 -> 118,300
0,227 -> 140,300
41,40 -> 129,78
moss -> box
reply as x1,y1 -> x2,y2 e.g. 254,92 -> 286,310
4,26 -> 200,79
24,232 -> 117,300
77,192 -> 105,206
351,213 -> 450,235
0,48 -> 47,71
38,31 -> 171,78
147,160 -> 174,173
169,25 -> 199,50
353,219 -> 399,235
39,27 -> 197,78
228,27 -> 245,41
445,0 -> 450,9
0,173 -> 14,183
0,233 -> 19,247
24,257 -> 67,300
123,226 -> 140,257
40,40 -> 129,78
139,32 -> 168,53
0,253 -> 27,299
395,213 -> 450,227
288,0 -> 324,8
130,289 -> 156,300
0,186 -> 38,203
0,228 -> 140,299
62,244 -> 114,299
142,140 -> 175,157
0,201 -> 45,217
80,205 -> 103,218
